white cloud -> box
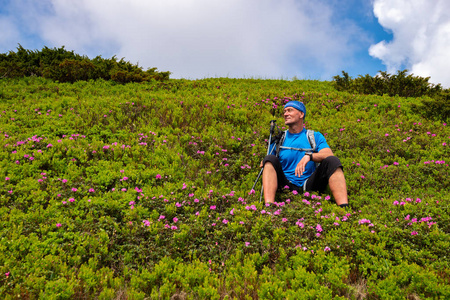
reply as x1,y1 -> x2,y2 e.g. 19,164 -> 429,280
0,17 -> 19,48
370,0 -> 450,87
2,0 -> 364,80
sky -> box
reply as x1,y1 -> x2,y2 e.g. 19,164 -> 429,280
1,0 -> 450,87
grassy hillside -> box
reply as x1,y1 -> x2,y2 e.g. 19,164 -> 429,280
0,77 -> 449,299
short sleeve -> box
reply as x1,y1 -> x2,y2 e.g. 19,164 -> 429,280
314,132 -> 330,152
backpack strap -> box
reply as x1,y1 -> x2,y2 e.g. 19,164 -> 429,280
306,129 -> 320,168
306,129 -> 317,152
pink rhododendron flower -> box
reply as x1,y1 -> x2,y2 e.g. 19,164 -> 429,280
358,219 -> 371,225
296,220 -> 305,228
245,205 -> 257,211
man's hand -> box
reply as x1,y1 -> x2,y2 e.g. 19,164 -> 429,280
260,160 -> 263,168
295,155 -> 311,177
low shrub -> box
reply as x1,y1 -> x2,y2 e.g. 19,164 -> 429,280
0,45 -> 170,83
0,76 -> 448,298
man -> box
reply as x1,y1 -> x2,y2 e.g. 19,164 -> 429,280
261,101 -> 349,207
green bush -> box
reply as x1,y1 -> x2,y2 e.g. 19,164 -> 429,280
0,45 -> 170,83
333,70 -> 442,98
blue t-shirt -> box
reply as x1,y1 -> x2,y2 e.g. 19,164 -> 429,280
270,128 -> 329,187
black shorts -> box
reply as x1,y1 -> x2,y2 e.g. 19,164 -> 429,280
262,155 -> 343,193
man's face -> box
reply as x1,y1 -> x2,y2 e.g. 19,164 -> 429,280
284,107 -> 304,125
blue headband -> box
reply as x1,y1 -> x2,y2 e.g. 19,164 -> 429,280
284,101 -> 306,118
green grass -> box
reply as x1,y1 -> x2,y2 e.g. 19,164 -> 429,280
0,77 -> 449,299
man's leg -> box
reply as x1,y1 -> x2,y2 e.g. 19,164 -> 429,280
305,156 -> 349,207
261,155 -> 297,204
328,167 -> 348,206
262,162 -> 277,204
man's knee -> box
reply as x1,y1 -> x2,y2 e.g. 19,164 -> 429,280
323,156 -> 343,172
263,161 -> 275,172
263,154 -> 278,166
323,155 -> 340,164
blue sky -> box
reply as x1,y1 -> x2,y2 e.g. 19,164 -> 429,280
1,0 -> 449,87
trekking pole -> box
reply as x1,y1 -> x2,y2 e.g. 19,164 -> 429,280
250,120 -> 276,202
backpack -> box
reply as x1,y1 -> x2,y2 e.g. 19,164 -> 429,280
273,129 -> 319,167
274,129 -> 316,156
